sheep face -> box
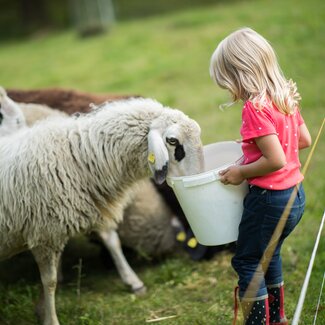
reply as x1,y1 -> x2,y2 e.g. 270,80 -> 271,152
148,117 -> 204,184
0,87 -> 26,136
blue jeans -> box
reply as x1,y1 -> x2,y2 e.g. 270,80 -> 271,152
232,184 -> 305,299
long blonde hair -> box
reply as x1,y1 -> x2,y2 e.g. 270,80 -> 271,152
209,27 -> 301,114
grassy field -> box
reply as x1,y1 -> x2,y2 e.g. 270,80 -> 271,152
0,0 -> 324,324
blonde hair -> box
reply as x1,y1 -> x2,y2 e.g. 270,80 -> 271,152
209,27 -> 301,114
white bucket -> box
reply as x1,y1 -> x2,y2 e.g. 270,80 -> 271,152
167,141 -> 248,246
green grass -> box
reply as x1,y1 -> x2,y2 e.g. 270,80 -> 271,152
0,0 -> 324,324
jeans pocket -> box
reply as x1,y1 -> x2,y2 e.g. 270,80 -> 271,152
262,206 -> 303,246
261,214 -> 283,249
282,206 -> 304,237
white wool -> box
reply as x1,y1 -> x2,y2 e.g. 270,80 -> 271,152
118,179 -> 176,256
17,100 -> 177,256
19,102 -> 67,126
0,98 -> 203,259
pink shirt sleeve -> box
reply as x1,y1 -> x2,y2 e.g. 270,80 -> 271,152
241,101 -> 277,142
296,109 -> 305,126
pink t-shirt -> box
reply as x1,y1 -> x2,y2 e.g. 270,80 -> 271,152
240,100 -> 305,190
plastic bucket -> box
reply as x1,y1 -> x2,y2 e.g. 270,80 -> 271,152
167,141 -> 248,246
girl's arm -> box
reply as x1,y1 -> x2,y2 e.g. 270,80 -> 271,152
239,134 -> 286,179
219,134 -> 286,185
298,123 -> 312,149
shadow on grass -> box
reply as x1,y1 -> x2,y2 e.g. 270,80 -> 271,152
0,235 -> 178,286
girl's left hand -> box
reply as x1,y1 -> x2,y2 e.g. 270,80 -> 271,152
219,165 -> 245,185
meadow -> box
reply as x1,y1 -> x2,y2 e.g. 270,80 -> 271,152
0,0 -> 324,324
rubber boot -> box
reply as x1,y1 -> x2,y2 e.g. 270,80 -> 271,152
233,287 -> 269,325
267,284 -> 288,325
240,297 -> 270,325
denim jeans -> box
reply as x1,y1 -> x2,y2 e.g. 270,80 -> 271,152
232,183 -> 305,299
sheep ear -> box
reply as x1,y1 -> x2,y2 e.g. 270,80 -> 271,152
0,86 -> 6,97
147,129 -> 169,184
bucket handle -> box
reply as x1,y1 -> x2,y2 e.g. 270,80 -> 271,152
167,156 -> 244,189
182,171 -> 220,188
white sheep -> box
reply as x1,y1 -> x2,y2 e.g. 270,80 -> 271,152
0,91 -> 148,294
0,98 -> 204,325
118,178 -> 179,256
15,98 -> 181,292
19,102 -> 67,125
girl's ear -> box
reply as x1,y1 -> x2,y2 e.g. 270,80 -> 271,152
147,129 -> 169,184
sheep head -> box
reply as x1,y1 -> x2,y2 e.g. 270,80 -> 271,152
148,111 -> 204,184
0,86 -> 26,136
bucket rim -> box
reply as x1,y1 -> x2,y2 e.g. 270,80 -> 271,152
167,161 -> 233,183
167,141 -> 243,183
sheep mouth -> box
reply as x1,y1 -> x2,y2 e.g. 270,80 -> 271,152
154,163 -> 168,185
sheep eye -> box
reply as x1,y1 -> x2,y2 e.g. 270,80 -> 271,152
166,137 -> 178,146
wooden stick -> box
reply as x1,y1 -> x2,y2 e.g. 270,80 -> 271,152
146,315 -> 178,323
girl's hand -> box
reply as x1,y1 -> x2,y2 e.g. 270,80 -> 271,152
219,165 -> 245,185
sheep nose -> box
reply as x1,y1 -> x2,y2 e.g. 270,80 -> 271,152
153,163 -> 168,185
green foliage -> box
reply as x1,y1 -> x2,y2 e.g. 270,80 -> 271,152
0,0 -> 324,324
0,0 -> 70,39
0,0 -> 226,40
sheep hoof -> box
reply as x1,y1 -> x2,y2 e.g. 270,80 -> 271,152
133,285 -> 147,295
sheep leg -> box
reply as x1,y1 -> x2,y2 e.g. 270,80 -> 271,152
98,229 -> 146,294
32,246 -> 61,325
57,256 -> 63,284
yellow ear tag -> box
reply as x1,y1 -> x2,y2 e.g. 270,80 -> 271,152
148,152 -> 156,164
187,237 -> 198,248
176,231 -> 186,242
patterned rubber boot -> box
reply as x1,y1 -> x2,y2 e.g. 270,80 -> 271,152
267,284 -> 288,324
240,297 -> 270,325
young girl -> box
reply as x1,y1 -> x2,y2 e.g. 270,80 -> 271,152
209,28 -> 311,325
